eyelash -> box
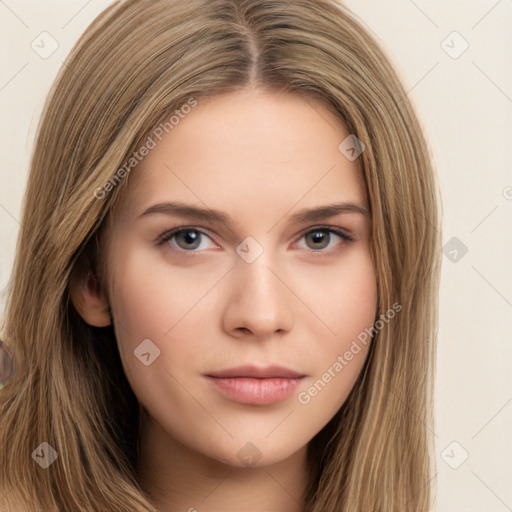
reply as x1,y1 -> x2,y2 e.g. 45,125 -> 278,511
156,225 -> 354,255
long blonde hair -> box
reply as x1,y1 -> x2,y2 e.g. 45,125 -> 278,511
0,1 -> 441,510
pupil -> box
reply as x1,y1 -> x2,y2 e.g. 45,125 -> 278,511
309,230 -> 328,249
179,230 -> 200,248
184,231 -> 197,243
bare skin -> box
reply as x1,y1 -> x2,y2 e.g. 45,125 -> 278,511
71,88 -> 377,511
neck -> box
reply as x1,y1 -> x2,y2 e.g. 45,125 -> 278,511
137,413 -> 309,512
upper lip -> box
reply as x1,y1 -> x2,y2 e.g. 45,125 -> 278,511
206,365 -> 305,379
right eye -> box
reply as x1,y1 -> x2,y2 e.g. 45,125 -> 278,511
158,227 -> 219,252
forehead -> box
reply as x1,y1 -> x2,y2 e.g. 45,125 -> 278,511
117,89 -> 366,220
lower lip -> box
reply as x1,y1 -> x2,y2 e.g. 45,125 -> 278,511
206,376 -> 304,405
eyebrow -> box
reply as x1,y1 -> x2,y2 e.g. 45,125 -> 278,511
138,200 -> 369,225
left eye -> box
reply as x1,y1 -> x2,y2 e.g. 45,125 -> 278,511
297,228 -> 351,251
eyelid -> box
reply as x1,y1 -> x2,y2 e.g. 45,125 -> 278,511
295,225 -> 353,241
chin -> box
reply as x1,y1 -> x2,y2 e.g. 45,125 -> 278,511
202,436 -> 305,470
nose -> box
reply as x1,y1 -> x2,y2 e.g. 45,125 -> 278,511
221,253 -> 294,340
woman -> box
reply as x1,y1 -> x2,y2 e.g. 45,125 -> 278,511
0,1 -> 441,510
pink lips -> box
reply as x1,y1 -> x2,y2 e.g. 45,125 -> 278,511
205,365 -> 305,405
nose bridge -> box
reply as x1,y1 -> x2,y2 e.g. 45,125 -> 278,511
235,235 -> 278,293
239,253 -> 276,299
221,243 -> 294,338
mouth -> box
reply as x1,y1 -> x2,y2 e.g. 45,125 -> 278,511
205,365 -> 306,405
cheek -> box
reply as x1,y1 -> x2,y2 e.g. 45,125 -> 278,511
294,248 -> 377,414
297,246 -> 378,346
106,244 -> 228,404
106,250 -> 206,427
108,244 -> 226,343
331,252 -> 377,340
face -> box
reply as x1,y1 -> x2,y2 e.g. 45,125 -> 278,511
103,89 -> 377,468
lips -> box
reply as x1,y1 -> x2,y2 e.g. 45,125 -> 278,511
205,365 -> 306,405
206,364 -> 305,379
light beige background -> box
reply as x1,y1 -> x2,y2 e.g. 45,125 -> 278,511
1,1 -> 511,510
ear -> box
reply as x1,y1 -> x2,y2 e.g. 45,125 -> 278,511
69,267 -> 112,327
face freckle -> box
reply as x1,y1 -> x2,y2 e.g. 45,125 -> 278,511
104,88 -> 378,473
